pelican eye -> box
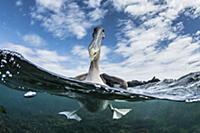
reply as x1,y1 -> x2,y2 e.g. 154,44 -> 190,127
94,27 -> 98,33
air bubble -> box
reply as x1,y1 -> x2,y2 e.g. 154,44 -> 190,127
9,57 -> 14,62
16,64 -> 21,68
2,74 -> 6,78
6,71 -> 10,75
8,74 -> 12,77
94,84 -> 101,88
1,59 -> 7,64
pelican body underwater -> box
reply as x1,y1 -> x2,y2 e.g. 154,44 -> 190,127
59,27 -> 131,120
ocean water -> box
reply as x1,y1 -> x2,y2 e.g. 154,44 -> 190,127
1,84 -> 200,133
1,50 -> 200,133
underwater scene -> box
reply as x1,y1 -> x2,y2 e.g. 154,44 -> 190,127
1,83 -> 200,133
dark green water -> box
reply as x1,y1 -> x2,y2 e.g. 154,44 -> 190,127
1,84 -> 200,133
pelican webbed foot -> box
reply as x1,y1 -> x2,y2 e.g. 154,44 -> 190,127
109,104 -> 132,120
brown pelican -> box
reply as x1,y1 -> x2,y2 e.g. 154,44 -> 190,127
85,26 -> 106,84
59,27 -> 131,121
75,27 -> 128,89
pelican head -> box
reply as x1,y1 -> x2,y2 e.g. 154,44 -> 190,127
88,26 -> 105,61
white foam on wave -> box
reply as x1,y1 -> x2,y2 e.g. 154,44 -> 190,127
128,73 -> 200,102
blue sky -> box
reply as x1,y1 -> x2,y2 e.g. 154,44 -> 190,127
0,0 -> 200,80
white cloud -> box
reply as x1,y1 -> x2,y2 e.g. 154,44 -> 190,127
31,0 -> 107,39
101,45 -> 111,60
31,2 -> 90,39
112,0 -> 200,19
16,0 -> 23,7
196,30 -> 200,36
84,0 -> 102,8
1,43 -> 68,64
88,8 -> 107,21
111,0 -> 200,80
35,0 -> 64,13
124,1 -> 160,16
164,0 -> 200,19
36,49 -> 67,63
71,45 -> 88,59
111,0 -> 134,11
22,34 -> 46,47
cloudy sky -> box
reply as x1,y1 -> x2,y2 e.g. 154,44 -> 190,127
0,0 -> 200,80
